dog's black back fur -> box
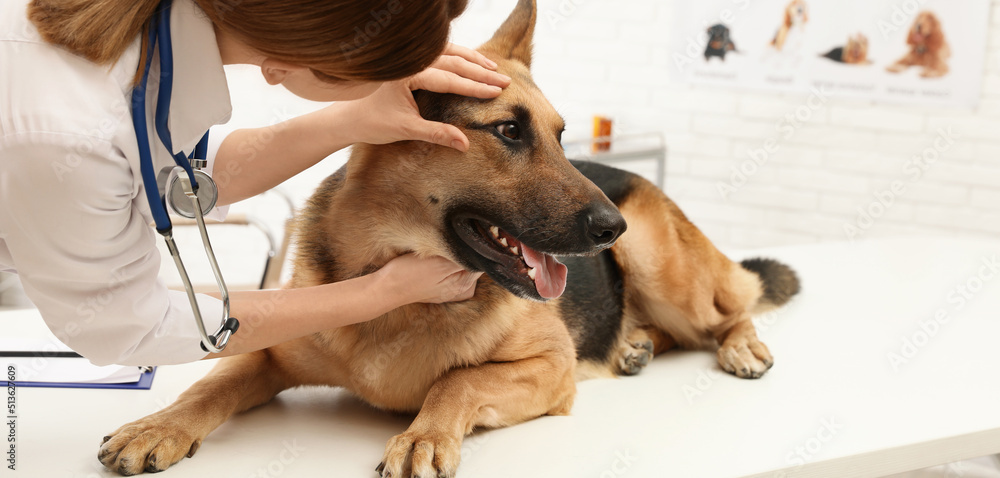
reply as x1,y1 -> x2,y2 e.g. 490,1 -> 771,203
821,46 -> 845,63
570,160 -> 635,203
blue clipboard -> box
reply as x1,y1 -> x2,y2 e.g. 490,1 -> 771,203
0,367 -> 156,390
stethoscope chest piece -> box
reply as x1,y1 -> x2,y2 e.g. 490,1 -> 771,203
160,164 -> 219,219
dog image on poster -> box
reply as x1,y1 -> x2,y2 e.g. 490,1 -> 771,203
704,24 -> 738,61
820,33 -> 872,65
886,10 -> 950,78
771,0 -> 809,51
669,0 -> 986,106
762,0 -> 810,67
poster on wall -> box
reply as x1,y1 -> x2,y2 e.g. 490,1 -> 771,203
669,0 -> 992,107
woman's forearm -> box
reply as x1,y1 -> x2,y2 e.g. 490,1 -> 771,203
202,270 -> 404,359
212,102 -> 355,206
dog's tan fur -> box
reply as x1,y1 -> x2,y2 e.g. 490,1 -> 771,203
609,178 -> 775,378
98,1 -> 793,476
887,11 -> 950,78
843,33 -> 871,65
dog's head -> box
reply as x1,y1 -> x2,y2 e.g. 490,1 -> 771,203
346,0 -> 626,302
706,24 -> 730,48
908,11 -> 945,52
845,33 -> 869,63
784,0 -> 808,27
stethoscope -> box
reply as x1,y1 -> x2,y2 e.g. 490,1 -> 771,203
131,0 -> 239,353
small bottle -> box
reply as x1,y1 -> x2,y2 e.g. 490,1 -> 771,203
592,116 -> 613,153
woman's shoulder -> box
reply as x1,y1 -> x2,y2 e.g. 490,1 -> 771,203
1,0 -> 139,150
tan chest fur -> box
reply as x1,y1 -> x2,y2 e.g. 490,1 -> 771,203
269,282 -> 564,412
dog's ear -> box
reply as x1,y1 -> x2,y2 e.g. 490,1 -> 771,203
925,12 -> 945,53
906,18 -> 918,46
479,0 -> 536,67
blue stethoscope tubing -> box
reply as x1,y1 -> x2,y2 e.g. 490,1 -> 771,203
131,0 -> 238,353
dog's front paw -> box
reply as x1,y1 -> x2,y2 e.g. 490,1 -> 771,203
717,335 -> 773,379
920,68 -> 947,78
99,414 -> 201,475
616,338 -> 653,376
377,430 -> 462,478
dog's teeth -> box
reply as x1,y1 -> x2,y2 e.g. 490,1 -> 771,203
510,246 -> 519,255
528,268 -> 536,280
490,226 -> 500,238
500,237 -> 508,247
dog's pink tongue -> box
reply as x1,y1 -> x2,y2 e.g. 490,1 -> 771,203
520,244 -> 568,299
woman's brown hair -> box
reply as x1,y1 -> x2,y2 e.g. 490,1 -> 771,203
28,0 -> 468,84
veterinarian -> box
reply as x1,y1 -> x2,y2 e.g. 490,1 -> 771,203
0,0 -> 506,366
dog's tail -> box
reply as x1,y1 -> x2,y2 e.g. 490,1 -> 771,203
741,258 -> 800,312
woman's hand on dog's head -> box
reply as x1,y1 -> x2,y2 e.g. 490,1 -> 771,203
377,253 -> 483,306
332,43 -> 510,152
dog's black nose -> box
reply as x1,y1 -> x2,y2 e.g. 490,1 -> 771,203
581,202 -> 627,248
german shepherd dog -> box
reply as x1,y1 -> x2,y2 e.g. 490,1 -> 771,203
99,0 -> 799,476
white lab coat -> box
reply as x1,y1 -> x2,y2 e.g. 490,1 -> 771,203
0,0 -> 234,366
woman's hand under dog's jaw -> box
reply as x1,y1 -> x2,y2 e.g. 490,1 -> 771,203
376,253 -> 484,305
200,255 -> 480,361
330,43 -> 511,152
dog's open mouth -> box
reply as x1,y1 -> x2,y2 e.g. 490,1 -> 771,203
453,217 -> 568,300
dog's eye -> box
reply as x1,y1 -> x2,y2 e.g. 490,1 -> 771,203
496,122 -> 520,140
